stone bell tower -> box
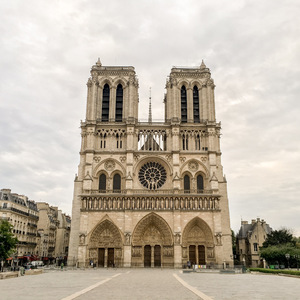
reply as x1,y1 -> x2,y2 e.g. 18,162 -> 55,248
68,59 -> 233,268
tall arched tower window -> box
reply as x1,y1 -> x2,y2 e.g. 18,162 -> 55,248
99,174 -> 106,192
115,84 -> 123,122
181,86 -> 187,123
197,174 -> 204,192
113,174 -> 121,192
193,86 -> 200,123
184,174 -> 190,193
102,84 -> 110,122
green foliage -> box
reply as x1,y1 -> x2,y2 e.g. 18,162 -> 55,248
262,228 -> 295,248
249,268 -> 300,276
260,244 -> 300,266
0,220 -> 18,260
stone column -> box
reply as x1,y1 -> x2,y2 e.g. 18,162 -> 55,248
187,87 -> 193,123
151,246 -> 154,268
109,87 -> 116,122
104,248 -> 108,268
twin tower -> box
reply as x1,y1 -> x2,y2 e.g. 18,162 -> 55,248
68,59 -> 233,268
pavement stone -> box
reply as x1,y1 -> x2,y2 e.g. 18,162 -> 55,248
0,268 -> 299,300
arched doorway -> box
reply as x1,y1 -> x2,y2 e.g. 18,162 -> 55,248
132,213 -> 173,268
88,219 -> 123,267
182,217 -> 214,266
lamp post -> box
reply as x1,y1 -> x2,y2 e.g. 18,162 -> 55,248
285,253 -> 290,269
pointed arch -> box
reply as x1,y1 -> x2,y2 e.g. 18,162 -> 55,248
89,219 -> 123,248
132,213 -> 173,246
182,217 -> 213,246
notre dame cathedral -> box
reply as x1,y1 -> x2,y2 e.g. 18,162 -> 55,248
68,59 -> 233,268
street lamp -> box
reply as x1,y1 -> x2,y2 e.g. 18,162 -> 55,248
285,253 -> 290,269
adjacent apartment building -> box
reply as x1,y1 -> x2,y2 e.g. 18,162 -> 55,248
0,189 -> 70,262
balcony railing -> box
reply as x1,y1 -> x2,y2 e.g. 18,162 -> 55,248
88,189 -> 213,195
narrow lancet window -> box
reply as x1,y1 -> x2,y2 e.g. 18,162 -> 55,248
115,84 -> 123,122
99,174 -> 106,192
102,84 -> 110,122
193,86 -> 200,123
197,174 -> 204,192
181,86 -> 187,123
184,175 -> 190,193
113,174 -> 121,192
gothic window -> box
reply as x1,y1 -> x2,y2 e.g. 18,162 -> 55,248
184,175 -> 190,193
99,174 -> 106,192
182,134 -> 189,150
181,86 -> 187,123
195,134 -> 201,150
102,84 -> 110,122
197,174 -> 204,192
193,86 -> 200,123
100,133 -> 107,149
138,162 -> 167,190
113,174 -> 121,192
115,84 -> 123,122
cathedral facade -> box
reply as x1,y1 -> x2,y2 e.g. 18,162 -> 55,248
68,59 -> 233,268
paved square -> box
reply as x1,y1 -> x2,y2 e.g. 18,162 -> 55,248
0,269 -> 299,300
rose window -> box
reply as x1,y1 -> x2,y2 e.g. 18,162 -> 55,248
138,162 -> 167,190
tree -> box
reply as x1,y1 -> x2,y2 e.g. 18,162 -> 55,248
260,228 -> 300,268
0,220 -> 18,261
262,228 -> 295,248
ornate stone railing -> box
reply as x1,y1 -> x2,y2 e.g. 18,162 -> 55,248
80,195 -> 220,211
88,189 -> 213,195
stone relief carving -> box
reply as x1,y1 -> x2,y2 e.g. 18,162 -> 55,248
182,247 -> 187,258
215,232 -> 222,245
207,247 -> 215,258
119,156 -> 126,163
124,232 -> 131,246
132,246 -> 142,257
104,160 -> 115,171
188,160 -> 199,172
89,248 -> 97,259
94,156 -> 101,163
180,157 -> 186,163
134,154 -> 140,161
166,154 -> 172,162
79,234 -> 85,245
200,156 -> 207,162
174,233 -> 181,245
163,247 -> 173,257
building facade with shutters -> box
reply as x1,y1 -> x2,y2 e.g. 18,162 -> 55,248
68,59 -> 233,268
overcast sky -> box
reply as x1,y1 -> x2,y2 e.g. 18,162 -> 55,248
1,0 -> 299,236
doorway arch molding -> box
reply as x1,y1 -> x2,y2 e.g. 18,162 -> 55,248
132,212 -> 173,246
88,218 -> 123,248
182,217 -> 214,246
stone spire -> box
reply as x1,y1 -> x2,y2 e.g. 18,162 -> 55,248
200,59 -> 206,69
96,57 -> 102,67
148,87 -> 152,124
